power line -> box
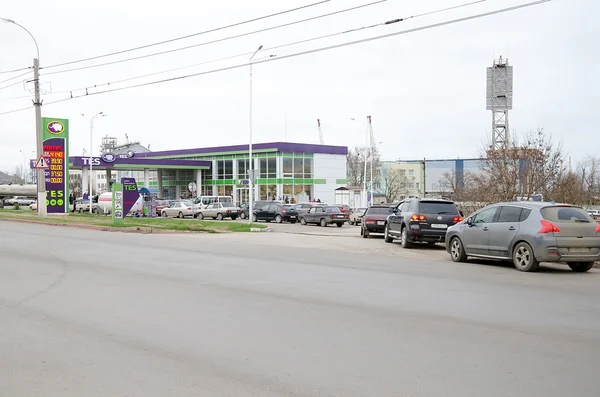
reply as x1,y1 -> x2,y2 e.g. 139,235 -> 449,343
0,105 -> 31,116
43,0 -> 486,96
42,0 -> 331,70
0,70 -> 31,85
0,66 -> 30,76
1,0 -> 551,116
42,0 -> 391,76
0,79 -> 25,92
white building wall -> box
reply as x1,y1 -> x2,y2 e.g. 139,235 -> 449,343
313,153 -> 346,204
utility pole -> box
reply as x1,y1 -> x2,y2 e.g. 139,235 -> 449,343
34,57 -> 46,217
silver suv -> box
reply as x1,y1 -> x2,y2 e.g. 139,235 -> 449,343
446,202 -> 600,272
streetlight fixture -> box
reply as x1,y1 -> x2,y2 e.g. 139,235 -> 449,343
248,45 -> 276,226
82,112 -> 106,214
2,17 -> 45,217
350,118 -> 370,207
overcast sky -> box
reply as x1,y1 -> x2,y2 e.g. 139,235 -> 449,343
0,0 -> 597,174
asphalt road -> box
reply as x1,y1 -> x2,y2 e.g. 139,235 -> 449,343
1,221 -> 599,397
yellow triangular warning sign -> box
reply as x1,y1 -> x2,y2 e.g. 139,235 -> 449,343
34,156 -> 49,168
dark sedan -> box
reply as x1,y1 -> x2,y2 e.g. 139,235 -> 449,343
252,203 -> 299,223
361,205 -> 394,238
299,205 -> 348,227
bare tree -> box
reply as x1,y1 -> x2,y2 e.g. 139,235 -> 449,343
473,128 -> 565,203
346,146 -> 380,187
380,167 -> 407,203
12,165 -> 25,184
578,156 -> 600,205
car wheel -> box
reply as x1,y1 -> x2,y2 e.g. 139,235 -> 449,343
449,237 -> 467,262
217,213 -> 223,220
193,213 -> 198,219
300,217 -> 307,225
275,215 -> 283,223
320,218 -> 327,227
349,220 -> 354,226
336,223 -> 343,228
162,211 -> 167,218
252,214 -> 257,222
362,226 -> 369,238
384,225 -> 393,243
400,227 -> 413,248
231,216 -> 237,221
513,242 -> 539,272
198,212 -> 204,220
240,212 -> 246,219
568,262 -> 594,273
178,211 -> 184,219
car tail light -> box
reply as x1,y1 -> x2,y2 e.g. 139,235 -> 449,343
411,214 -> 427,221
596,223 -> 600,233
187,207 -> 192,210
226,210 -> 230,213
452,216 -> 463,223
539,220 -> 560,234
282,209 -> 287,213
366,219 -> 377,224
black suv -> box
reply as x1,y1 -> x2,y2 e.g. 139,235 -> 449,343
384,198 -> 463,247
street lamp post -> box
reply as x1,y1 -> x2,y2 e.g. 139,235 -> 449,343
247,46 -> 276,225
351,118 -> 369,207
82,112 -> 106,214
2,17 -> 46,217
248,45 -> 263,226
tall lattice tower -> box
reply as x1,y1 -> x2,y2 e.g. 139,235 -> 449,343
486,56 -> 513,150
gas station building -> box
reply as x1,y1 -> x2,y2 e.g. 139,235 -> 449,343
67,142 -> 348,204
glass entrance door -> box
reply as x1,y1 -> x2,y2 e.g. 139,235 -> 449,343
236,187 -> 249,206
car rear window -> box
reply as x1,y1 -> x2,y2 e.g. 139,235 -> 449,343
366,207 -> 392,215
541,206 -> 591,222
221,202 -> 234,207
325,206 -> 341,213
418,201 -> 458,214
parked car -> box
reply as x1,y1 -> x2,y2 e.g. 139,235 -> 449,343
361,205 -> 394,238
384,198 -> 463,247
446,202 -> 600,272
338,204 -> 351,214
198,202 -> 241,220
161,200 -> 196,218
76,199 -> 101,214
252,203 -> 299,223
349,207 -> 367,225
5,196 -> 35,206
155,200 -> 173,213
294,203 -> 315,215
587,209 -> 600,221
239,201 -> 271,219
299,205 -> 349,227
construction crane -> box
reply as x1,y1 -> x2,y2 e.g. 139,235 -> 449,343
317,119 -> 324,145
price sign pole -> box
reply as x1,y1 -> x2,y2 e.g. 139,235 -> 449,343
112,182 -> 124,226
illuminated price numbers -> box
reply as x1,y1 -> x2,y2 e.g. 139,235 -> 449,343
53,158 -> 63,165
50,165 -> 62,171
50,178 -> 63,184
50,171 -> 63,177
48,152 -> 64,158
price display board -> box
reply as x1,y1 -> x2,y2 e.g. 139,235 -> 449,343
42,118 -> 70,213
112,182 -> 124,225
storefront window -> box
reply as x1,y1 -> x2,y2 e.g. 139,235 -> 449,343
267,184 -> 277,200
237,159 -> 248,179
303,158 -> 313,178
259,158 -> 267,179
283,184 -> 293,195
282,158 -> 293,178
216,160 -> 233,180
260,185 -> 268,200
267,157 -> 277,178
294,158 -> 303,178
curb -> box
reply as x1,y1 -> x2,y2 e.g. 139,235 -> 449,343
251,227 -> 271,232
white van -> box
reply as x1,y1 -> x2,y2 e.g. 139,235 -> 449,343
193,195 -> 233,210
